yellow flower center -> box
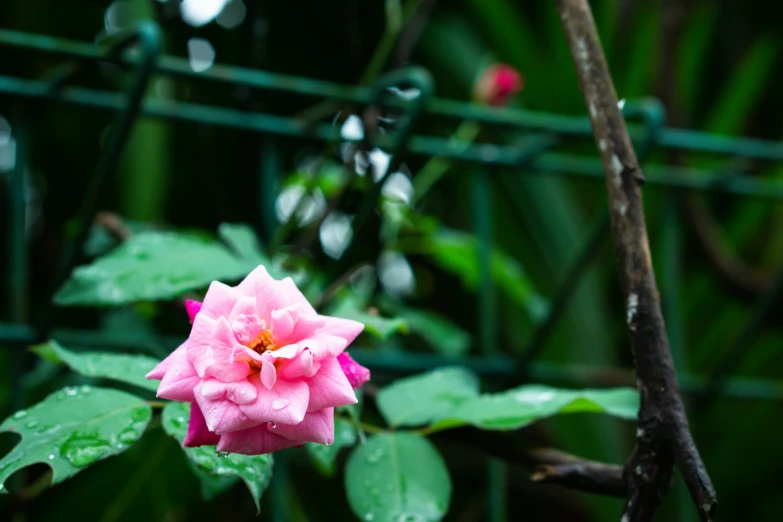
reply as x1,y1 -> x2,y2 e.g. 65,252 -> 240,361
246,329 -> 278,354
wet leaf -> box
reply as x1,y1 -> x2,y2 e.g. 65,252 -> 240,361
0,387 -> 151,491
377,367 -> 479,428
345,432 -> 451,522
305,417 -> 357,476
439,385 -> 639,430
330,295 -> 407,339
32,340 -> 159,392
218,223 -> 270,266
161,402 -> 273,512
55,231 -> 254,306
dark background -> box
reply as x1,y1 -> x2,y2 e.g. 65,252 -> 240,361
1,0 -> 783,520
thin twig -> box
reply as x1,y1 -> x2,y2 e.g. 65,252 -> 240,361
528,448 -> 625,497
433,427 -> 624,498
553,1 -> 717,521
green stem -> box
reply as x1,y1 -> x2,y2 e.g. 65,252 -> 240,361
413,121 -> 482,201
359,0 -> 424,85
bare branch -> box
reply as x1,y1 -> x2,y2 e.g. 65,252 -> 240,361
528,448 -> 625,497
553,1 -> 717,520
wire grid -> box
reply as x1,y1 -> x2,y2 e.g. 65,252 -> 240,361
2,21 -> 783,413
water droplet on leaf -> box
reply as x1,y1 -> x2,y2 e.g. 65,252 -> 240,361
118,428 -> 138,444
61,434 -> 112,467
12,410 -> 27,420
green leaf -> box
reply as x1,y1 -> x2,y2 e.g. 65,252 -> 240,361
55,231 -> 254,306
305,417 -> 357,476
218,223 -> 270,266
440,385 -> 639,431
397,307 -> 471,356
161,402 -> 273,511
0,387 -> 152,491
377,367 -> 479,428
705,34 -> 779,134
406,229 -> 549,322
330,295 -> 407,340
345,433 -> 451,522
189,462 -> 240,502
32,340 -> 160,393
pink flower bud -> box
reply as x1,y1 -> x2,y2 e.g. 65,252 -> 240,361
337,352 -> 371,389
184,299 -> 202,323
473,64 -> 524,106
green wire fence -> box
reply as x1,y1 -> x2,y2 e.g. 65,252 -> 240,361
2,21 -> 783,424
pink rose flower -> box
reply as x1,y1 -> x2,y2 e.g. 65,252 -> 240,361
473,64 -> 524,107
147,266 -> 370,455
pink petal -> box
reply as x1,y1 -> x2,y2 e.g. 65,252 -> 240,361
235,265 -> 276,298
194,383 -> 259,435
240,375 -> 309,425
185,300 -> 203,323
300,334 -> 349,361
270,307 -> 297,343
318,316 -> 365,347
337,352 -> 371,389
217,424 -> 302,455
260,353 -> 277,389
228,296 -> 257,323
288,314 -> 326,343
146,343 -> 186,381
231,313 -> 264,345
198,281 -> 243,321
199,378 -> 227,400
156,348 -> 200,402
185,313 -> 218,377
189,316 -> 236,377
276,278 -> 316,316
205,360 -> 251,383
183,402 -> 220,447
226,379 -> 257,405
237,266 -> 315,322
278,348 -> 313,379
305,360 -> 321,378
272,408 -> 334,444
232,344 -> 264,364
270,343 -> 300,360
305,356 -> 357,412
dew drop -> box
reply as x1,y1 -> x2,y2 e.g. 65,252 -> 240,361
118,428 -> 139,444
64,386 -> 78,397
267,421 -> 277,429
12,410 -> 27,420
272,398 -> 289,411
25,420 -> 39,430
79,385 -> 92,394
61,434 -> 112,467
366,449 -> 384,464
364,514 -> 374,521
216,451 -> 229,459
48,454 -> 55,460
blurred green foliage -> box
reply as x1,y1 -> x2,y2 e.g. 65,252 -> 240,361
1,0 -> 783,521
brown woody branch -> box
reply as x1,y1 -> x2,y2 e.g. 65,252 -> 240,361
553,1 -> 717,521
528,448 -> 625,497
433,428 -> 624,498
